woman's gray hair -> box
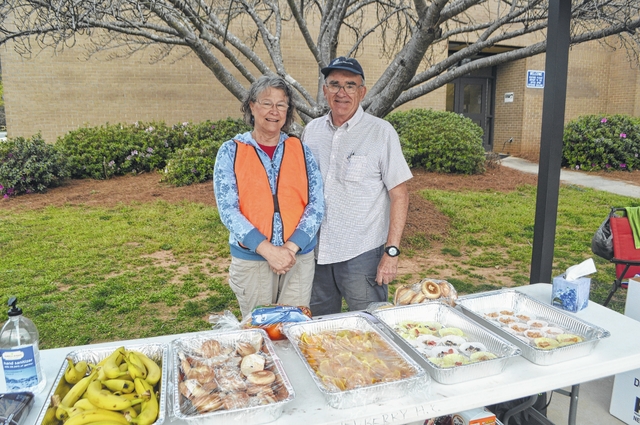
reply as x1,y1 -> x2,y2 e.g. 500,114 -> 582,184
241,75 -> 295,132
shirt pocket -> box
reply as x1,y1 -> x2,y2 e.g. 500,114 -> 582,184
342,155 -> 368,182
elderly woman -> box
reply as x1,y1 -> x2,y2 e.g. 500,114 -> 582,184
213,75 -> 324,319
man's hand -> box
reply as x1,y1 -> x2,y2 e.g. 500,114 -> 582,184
256,241 -> 297,275
375,254 -> 398,285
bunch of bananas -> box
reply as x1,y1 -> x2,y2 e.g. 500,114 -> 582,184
41,346 -> 162,425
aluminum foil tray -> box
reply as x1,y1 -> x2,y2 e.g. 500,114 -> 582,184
283,312 -> 430,409
372,302 -> 521,384
35,342 -> 168,425
171,329 -> 294,425
457,289 -> 610,366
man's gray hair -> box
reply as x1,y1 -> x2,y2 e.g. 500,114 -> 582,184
241,75 -> 295,132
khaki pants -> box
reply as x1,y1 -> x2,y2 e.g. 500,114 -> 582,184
229,251 -> 315,319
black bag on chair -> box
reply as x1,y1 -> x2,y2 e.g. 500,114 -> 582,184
591,217 -> 614,261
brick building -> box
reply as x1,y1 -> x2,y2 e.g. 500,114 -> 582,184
1,31 -> 639,157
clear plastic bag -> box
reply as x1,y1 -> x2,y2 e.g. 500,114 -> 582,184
240,305 -> 312,341
0,392 -> 34,425
208,311 -> 241,331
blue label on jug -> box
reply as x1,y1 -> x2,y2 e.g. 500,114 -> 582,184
0,346 -> 39,391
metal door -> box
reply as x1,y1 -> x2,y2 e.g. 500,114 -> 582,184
454,77 -> 493,150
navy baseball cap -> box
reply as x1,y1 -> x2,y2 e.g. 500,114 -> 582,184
321,57 -> 365,79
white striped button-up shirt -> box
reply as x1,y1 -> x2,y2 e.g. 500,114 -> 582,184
302,106 -> 413,264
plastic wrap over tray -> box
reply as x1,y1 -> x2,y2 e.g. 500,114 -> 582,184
170,328 -> 294,425
456,289 -> 610,365
34,343 -> 168,425
283,312 -> 431,409
372,302 -> 521,384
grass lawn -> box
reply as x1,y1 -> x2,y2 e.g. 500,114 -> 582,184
0,183 -> 637,349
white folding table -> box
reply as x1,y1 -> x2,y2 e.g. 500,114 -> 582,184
25,284 -> 640,425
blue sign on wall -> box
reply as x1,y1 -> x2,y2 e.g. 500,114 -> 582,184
527,70 -> 545,88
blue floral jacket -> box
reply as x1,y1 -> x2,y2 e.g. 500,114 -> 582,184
213,131 -> 324,261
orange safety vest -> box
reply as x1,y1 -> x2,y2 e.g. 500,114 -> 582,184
234,137 -> 309,243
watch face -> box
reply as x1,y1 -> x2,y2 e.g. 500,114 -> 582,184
386,246 -> 399,256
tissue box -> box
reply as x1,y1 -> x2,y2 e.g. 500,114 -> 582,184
450,407 -> 496,425
552,275 -> 590,312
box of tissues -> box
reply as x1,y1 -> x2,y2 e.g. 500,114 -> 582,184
552,258 -> 596,313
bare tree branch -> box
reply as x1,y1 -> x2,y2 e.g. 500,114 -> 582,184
1,0 -> 639,121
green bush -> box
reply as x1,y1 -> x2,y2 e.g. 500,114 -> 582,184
161,119 -> 250,186
0,134 -> 69,198
562,114 -> 640,171
162,140 -> 223,186
55,118 -> 250,180
386,109 -> 486,174
55,121 -> 177,179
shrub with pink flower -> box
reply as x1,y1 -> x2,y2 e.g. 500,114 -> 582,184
563,114 -> 640,171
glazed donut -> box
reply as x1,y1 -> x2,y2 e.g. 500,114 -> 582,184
191,393 -> 223,413
240,353 -> 265,377
247,370 -> 276,385
246,383 -> 268,396
222,391 -> 250,410
236,342 -> 257,357
200,339 -> 222,358
410,292 -> 426,304
421,280 -> 442,299
255,387 -> 278,404
439,281 -> 451,298
394,286 -> 415,305
186,366 -> 216,384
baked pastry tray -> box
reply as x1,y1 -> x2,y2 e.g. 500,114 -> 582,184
171,328 -> 294,425
34,342 -> 168,425
372,302 -> 521,384
456,289 -> 610,365
283,312 -> 430,409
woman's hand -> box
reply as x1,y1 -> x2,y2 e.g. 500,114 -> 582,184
256,241 -> 297,274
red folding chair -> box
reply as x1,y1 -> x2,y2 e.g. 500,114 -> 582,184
603,207 -> 640,307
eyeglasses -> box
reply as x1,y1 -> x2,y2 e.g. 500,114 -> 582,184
254,99 -> 289,112
325,82 -> 363,94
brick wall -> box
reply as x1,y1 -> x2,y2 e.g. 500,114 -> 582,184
2,30 -> 640,148
494,60 -> 526,155
496,39 -> 640,157
1,23 -> 445,142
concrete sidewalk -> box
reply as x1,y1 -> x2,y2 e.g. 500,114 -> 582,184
501,156 -> 640,198
500,155 -> 632,424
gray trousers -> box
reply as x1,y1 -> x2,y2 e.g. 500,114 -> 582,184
310,245 -> 388,316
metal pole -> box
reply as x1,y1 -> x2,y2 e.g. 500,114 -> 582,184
530,0 -> 572,284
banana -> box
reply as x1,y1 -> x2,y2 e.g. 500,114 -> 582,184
73,398 -> 98,411
102,347 -> 127,379
121,406 -> 138,418
130,351 -> 161,386
52,402 -> 84,421
64,357 -> 89,384
41,406 -> 59,425
56,368 -> 98,420
79,422 -> 128,425
54,380 -> 73,400
114,392 -> 145,401
62,409 -> 130,425
85,380 -> 144,411
102,379 -> 135,393
128,378 -> 159,425
124,351 -> 148,380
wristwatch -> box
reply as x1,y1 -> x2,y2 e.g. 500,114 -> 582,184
385,245 -> 401,257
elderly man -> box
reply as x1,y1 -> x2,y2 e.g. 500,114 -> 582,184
302,57 -> 413,316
